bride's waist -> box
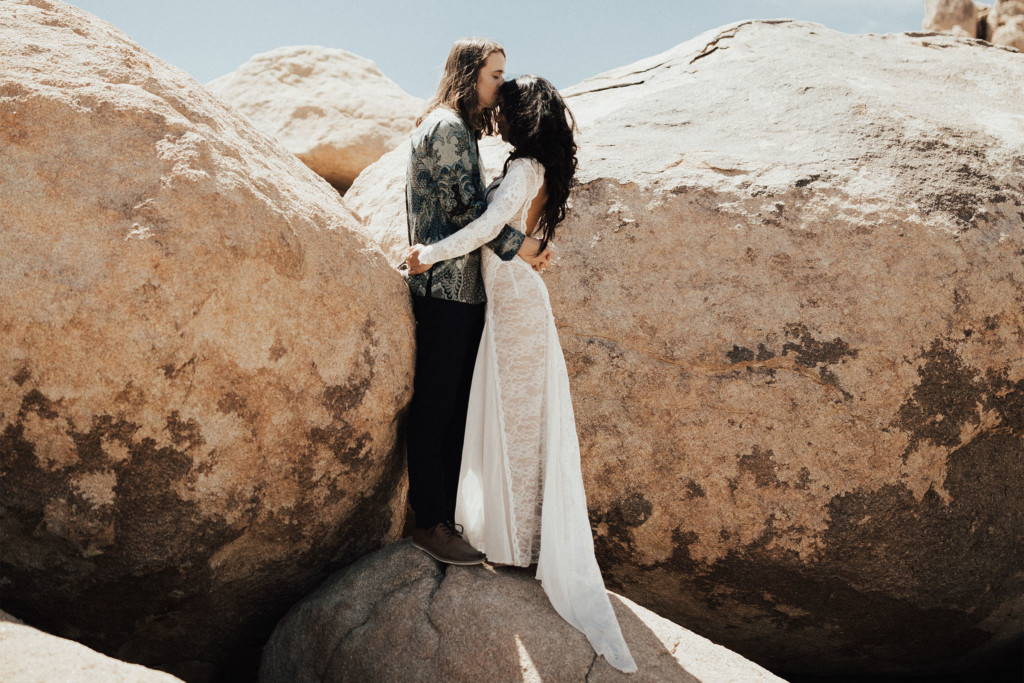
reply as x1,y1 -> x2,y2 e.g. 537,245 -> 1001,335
483,250 -> 531,268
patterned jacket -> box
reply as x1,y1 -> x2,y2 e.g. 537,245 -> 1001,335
405,106 -> 526,303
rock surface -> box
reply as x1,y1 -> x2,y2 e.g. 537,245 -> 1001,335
0,610 -> 183,682
259,540 -> 786,682
344,19 -> 1024,676
0,1 -> 413,679
922,0 -> 978,37
207,46 -> 423,193
990,0 -> 1024,48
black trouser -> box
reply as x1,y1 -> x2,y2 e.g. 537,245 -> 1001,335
406,294 -> 486,530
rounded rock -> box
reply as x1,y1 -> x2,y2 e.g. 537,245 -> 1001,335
0,0 -> 414,677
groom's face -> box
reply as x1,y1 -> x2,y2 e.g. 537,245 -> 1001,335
476,51 -> 505,109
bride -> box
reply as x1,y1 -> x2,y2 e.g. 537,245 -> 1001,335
405,75 -> 637,674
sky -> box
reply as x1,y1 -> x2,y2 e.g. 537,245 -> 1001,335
70,0 -> 936,99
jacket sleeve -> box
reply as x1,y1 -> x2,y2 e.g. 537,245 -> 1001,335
430,118 -> 526,261
418,158 -> 537,266
486,223 -> 528,261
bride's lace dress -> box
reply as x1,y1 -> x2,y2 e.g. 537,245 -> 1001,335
416,156 -> 637,674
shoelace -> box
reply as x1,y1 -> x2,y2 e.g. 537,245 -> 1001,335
440,520 -> 465,538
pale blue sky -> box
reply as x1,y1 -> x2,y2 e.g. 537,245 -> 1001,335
72,0 -> 933,98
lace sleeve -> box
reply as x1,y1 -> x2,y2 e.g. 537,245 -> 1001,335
418,158 -> 537,266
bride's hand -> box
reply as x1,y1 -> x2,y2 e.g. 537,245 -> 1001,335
404,244 -> 431,276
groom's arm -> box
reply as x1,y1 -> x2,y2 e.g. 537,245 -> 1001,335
431,119 -> 525,261
486,225 -> 527,261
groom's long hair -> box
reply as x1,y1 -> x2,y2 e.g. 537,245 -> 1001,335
497,75 -> 578,255
417,38 -> 504,138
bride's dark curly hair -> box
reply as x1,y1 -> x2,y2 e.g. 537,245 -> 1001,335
495,75 -> 578,254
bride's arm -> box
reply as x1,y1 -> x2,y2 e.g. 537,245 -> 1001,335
416,158 -> 536,266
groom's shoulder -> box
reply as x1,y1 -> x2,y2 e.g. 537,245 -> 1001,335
414,107 -> 470,143
427,106 -> 464,127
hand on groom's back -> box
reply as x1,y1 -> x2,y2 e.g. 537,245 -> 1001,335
404,244 -> 431,275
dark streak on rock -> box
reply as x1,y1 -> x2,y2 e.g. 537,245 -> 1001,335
165,410 -> 205,451
1,348 -> 405,680
216,391 -> 248,416
818,366 -> 853,400
890,338 -> 984,463
794,466 -> 812,490
268,338 -> 287,362
19,388 -> 59,419
729,327 -> 854,395
590,492 -> 654,568
781,322 -> 858,368
728,345 -> 778,381
732,445 -> 786,489
312,331 -> 377,474
747,365 -> 778,382
727,345 -> 755,363
600,337 -> 1023,675
0,404 -> 243,670
12,366 -> 31,386
161,355 -> 197,380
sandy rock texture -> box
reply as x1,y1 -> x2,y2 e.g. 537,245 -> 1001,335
922,0 -> 978,36
258,540 -> 786,682
0,1 -> 413,680
990,0 -> 1024,48
344,19 -> 1024,676
0,611 -> 184,682
207,46 -> 423,193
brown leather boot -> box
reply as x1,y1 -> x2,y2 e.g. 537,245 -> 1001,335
411,520 -> 486,565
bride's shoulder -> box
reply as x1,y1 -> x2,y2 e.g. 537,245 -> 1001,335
493,157 -> 542,188
509,156 -> 543,178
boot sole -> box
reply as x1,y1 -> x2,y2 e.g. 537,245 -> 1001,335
411,540 -> 486,565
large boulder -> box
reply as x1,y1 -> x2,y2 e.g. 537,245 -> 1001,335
922,0 -> 978,37
0,1 -> 413,680
343,19 -> 1024,677
0,610 -> 183,682
259,540 -> 786,682
989,0 -> 1024,49
207,46 -> 424,193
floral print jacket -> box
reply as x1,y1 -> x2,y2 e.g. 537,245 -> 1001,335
405,107 -> 526,303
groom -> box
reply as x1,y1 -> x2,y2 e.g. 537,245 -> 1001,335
401,38 -> 551,564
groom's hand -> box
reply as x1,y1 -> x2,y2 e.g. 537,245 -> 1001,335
529,248 -> 553,272
404,244 -> 431,276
